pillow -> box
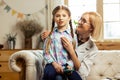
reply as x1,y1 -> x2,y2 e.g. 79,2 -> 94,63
114,72 -> 120,79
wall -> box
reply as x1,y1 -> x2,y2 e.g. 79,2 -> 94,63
0,0 -> 64,49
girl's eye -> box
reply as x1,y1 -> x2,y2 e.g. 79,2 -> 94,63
62,14 -> 66,17
55,15 -> 60,17
55,14 -> 67,18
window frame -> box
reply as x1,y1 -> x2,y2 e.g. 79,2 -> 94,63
65,0 -> 120,50
65,0 -> 120,42
97,0 -> 120,42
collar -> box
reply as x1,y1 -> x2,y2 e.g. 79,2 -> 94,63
53,26 -> 71,34
77,36 -> 94,50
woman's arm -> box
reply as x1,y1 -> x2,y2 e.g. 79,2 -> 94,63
61,37 -> 81,70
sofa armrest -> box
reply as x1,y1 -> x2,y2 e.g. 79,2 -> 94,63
8,50 -> 44,80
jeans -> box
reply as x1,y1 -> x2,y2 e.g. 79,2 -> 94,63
43,64 -> 82,80
56,75 -> 63,80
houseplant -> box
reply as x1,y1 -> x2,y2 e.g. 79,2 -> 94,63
6,33 -> 17,49
16,20 -> 43,49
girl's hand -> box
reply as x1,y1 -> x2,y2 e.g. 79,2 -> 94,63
40,31 -> 50,40
66,65 -> 72,70
52,62 -> 63,74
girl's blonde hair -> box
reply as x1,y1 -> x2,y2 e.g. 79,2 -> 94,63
83,12 -> 103,40
45,5 -> 75,54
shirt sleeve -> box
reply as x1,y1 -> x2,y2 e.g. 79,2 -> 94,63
66,60 -> 74,68
78,50 -> 98,77
43,53 -> 54,64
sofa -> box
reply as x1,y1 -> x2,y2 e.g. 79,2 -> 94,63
9,50 -> 120,80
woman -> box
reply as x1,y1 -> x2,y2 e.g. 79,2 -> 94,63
61,11 -> 102,80
41,11 -> 102,80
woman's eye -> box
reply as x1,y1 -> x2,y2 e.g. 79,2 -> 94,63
82,19 -> 86,23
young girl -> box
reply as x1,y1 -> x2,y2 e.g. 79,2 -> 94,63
42,5 -> 82,80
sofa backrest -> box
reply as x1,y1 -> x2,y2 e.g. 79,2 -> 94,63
87,50 -> 120,80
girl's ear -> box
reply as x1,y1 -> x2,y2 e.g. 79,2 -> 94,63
69,16 -> 71,21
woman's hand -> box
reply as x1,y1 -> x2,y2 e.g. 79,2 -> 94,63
40,31 -> 50,40
61,37 -> 74,55
61,37 -> 81,70
52,62 -> 63,74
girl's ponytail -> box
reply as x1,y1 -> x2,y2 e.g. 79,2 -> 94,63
69,20 -> 76,49
45,19 -> 55,54
69,19 -> 74,38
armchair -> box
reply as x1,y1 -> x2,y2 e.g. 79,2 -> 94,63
9,50 -> 44,80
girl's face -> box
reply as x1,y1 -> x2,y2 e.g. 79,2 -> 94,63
76,14 -> 92,36
54,9 -> 70,29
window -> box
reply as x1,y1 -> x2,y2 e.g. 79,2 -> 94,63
68,0 -> 120,40
68,0 -> 96,28
103,0 -> 120,39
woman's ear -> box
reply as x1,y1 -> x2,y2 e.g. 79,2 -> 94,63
90,28 -> 93,31
89,28 -> 93,32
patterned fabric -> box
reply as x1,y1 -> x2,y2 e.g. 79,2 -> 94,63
43,27 -> 74,67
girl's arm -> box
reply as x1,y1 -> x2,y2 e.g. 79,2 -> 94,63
61,37 -> 81,70
43,37 -> 54,64
43,37 -> 63,73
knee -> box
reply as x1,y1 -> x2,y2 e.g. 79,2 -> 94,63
56,75 -> 63,80
47,71 -> 56,78
43,71 -> 56,80
44,64 -> 56,79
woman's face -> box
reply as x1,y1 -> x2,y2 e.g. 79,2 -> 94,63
76,14 -> 92,36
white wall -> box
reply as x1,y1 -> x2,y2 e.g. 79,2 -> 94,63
0,0 -> 64,49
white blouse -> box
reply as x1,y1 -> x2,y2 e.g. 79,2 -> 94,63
75,38 -> 98,80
